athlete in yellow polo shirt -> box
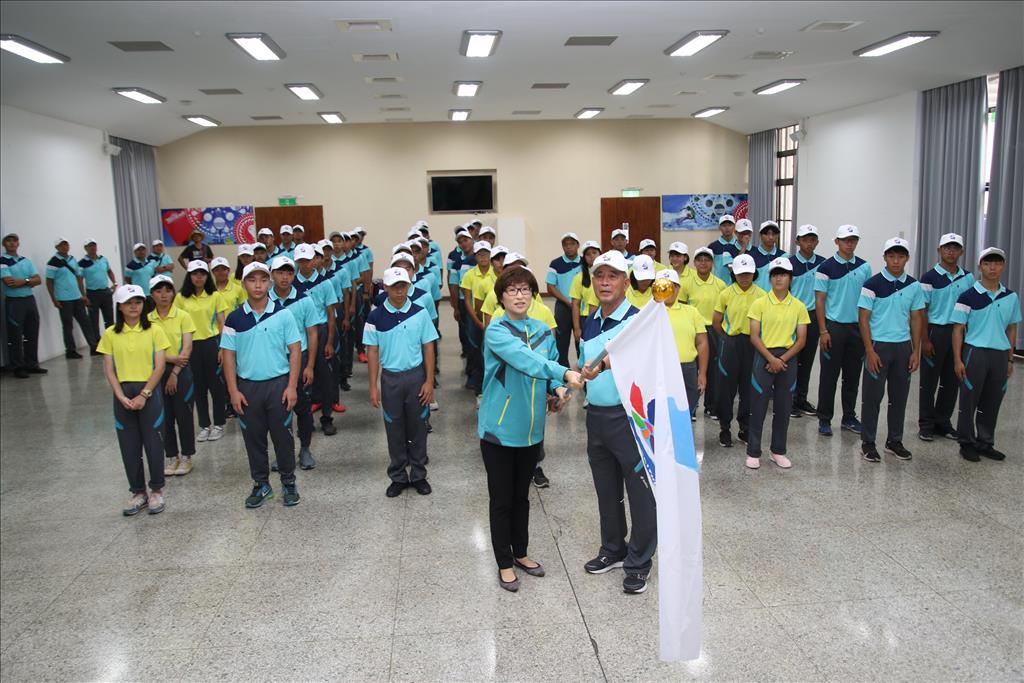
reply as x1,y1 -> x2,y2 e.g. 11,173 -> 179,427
745,257 -> 810,470
460,241 -> 496,395
211,257 -> 246,310
570,241 -> 601,345
626,255 -> 657,308
659,269 -> 708,421
712,254 -> 766,447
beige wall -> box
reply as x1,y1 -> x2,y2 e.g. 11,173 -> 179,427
155,118 -> 746,274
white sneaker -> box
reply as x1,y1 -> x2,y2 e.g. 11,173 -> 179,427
207,425 -> 225,441
196,427 -> 211,442
429,401 -> 439,412
164,457 -> 180,476
175,455 -> 193,475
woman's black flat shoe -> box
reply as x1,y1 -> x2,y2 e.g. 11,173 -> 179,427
513,559 -> 545,577
498,571 -> 520,592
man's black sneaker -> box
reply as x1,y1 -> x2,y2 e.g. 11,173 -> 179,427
245,482 -> 274,508
271,459 -> 279,472
885,440 -> 912,460
26,367 -> 48,374
737,430 -> 749,445
321,422 -> 337,436
790,408 -> 802,418
282,483 -> 300,506
533,468 -> 550,488
65,350 -> 82,359
14,369 -> 29,379
412,479 -> 432,495
298,447 -> 316,470
960,445 -> 981,462
340,380 -> 351,392
795,400 -> 817,416
386,481 -> 408,498
584,555 -> 625,574
934,426 -> 959,442
918,431 -> 935,442
719,431 -> 733,448
978,447 -> 1006,461
623,572 -> 649,594
862,443 -> 881,463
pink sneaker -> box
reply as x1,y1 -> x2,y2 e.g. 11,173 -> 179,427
745,456 -> 761,469
770,453 -> 792,469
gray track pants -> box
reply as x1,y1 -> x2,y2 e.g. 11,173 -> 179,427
114,382 -> 165,494
747,348 -> 798,457
861,340 -> 912,445
382,366 -> 429,483
238,375 -> 296,485
957,345 -> 1010,452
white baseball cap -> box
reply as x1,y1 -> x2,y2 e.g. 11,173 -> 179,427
456,229 -> 473,240
253,242 -> 268,251
279,225 -> 293,235
668,241 -> 688,255
560,232 -> 580,243
760,220 -> 781,233
407,229 -> 423,240
382,267 -> 412,286
883,237 -> 910,254
478,226 -> 496,237
504,252 -> 529,267
390,252 -> 415,267
730,254 -> 757,274
693,247 -> 714,260
242,262 -> 270,279
329,231 -> 343,239
638,238 -> 657,251
796,224 -> 819,238
293,244 -> 315,261
311,243 -> 324,256
735,219 -> 754,234
114,284 -> 146,304
473,240 -> 492,254
392,243 -> 412,254
270,256 -> 296,271
611,228 -> 629,240
237,243 -> 255,256
591,250 -> 629,274
187,259 -> 209,273
655,268 -> 680,285
317,239 -> 333,250
939,233 -> 964,247
768,256 -> 793,272
631,255 -> 656,281
151,239 -> 164,247
978,246 -> 1007,262
581,240 -> 601,252
132,242 -> 146,251
719,214 -> 736,225
149,274 -> 174,290
355,227 -> 367,235
836,224 -> 860,239
258,228 -> 274,238
490,245 -> 509,259
83,238 -> 97,247
292,224 -> 305,232
210,257 -> 231,270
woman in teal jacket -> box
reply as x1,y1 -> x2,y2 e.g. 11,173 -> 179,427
479,265 -> 582,592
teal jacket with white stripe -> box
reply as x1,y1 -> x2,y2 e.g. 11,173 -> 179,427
478,315 -> 567,447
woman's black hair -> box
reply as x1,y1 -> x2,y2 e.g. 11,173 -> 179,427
768,267 -> 793,279
181,268 -> 215,297
234,259 -> 244,281
114,298 -> 151,333
581,247 -> 600,289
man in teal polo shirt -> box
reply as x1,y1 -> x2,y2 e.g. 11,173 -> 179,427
952,247 -> 1021,462
578,250 -> 656,596
148,240 -> 175,275
123,242 -> 157,295
788,224 -> 826,416
1,232 -> 46,377
79,238 -> 118,340
221,261 -> 302,508
708,214 -> 741,283
546,232 -> 582,367
294,243 -> 338,435
750,221 -> 788,291
46,237 -> 97,358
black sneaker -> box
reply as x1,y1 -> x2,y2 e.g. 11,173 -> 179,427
411,479 -> 432,495
386,481 -> 408,498
884,440 -> 912,461
978,447 -> 1006,461
26,367 -> 48,374
14,369 -> 29,379
960,445 -> 981,462
790,408 -> 802,418
719,431 -> 733,448
321,422 -> 337,436
65,350 -> 83,359
862,443 -> 881,463
623,571 -> 649,594
795,400 -> 817,416
271,459 -> 279,472
737,430 -> 749,445
533,468 -> 550,488
245,482 -> 274,508
918,431 -> 935,442
282,483 -> 300,506
584,555 -> 625,574
340,380 -> 351,392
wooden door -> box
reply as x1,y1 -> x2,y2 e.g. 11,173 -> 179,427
253,206 -> 325,246
600,197 -> 661,253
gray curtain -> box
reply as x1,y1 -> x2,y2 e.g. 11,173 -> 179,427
916,77 -> 987,272
747,129 -> 776,226
985,65 -> 1024,348
110,136 -> 161,262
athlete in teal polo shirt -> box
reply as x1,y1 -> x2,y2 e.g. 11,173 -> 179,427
546,232 -> 582,367
47,237 -> 97,358
788,224 -> 826,416
80,239 -> 118,341
1,232 -> 45,376
124,243 -> 157,295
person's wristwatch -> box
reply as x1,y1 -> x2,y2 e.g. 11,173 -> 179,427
141,388 -> 153,399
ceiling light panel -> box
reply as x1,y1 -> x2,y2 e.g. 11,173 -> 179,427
664,30 -> 728,57
564,36 -> 617,46
184,115 -> 220,127
609,79 -> 649,96
453,81 -> 482,97
285,83 -> 323,100
854,31 -> 940,57
692,106 -> 728,118
318,112 -> 344,124
0,34 -> 69,63
575,107 -> 603,119
108,41 -> 172,52
112,87 -> 166,104
335,19 -> 392,32
754,78 -> 806,95
460,30 -> 502,58
226,33 -> 285,61
449,109 -> 471,121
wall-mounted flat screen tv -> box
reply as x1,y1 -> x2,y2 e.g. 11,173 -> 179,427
429,174 -> 495,213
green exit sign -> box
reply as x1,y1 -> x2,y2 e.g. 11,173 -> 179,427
278,196 -> 297,206
621,189 -> 641,197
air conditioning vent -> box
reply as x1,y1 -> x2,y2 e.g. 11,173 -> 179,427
675,90 -> 702,96
647,104 -> 675,109
511,110 -> 542,115
200,88 -> 243,95
365,76 -> 403,84
627,114 -> 655,118
564,36 -> 617,46
380,106 -> 411,112
531,83 -> 570,89
801,20 -> 863,32
704,73 -> 745,80
108,41 -> 173,52
385,117 -> 413,122
375,93 -> 407,100
250,115 -> 283,120
336,19 -> 393,32
746,51 -> 795,60
354,52 -> 398,62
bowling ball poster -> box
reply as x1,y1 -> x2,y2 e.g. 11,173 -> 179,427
161,206 -> 256,245
661,194 -> 748,231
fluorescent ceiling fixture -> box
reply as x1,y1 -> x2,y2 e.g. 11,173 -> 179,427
609,79 -> 649,96
285,83 -> 322,100
692,106 -> 728,118
460,30 -> 502,57
318,112 -> 344,124
0,34 -> 69,63
449,109 -> 471,121
226,33 -> 285,60
664,30 -> 728,57
112,87 -> 166,104
854,31 -> 939,57
183,115 -> 220,127
454,81 -> 482,97
575,107 -> 604,119
753,79 -> 806,95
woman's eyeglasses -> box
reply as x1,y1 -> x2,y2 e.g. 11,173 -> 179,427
504,287 -> 532,297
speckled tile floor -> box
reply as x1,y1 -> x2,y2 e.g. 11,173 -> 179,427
2,313 -> 1022,682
